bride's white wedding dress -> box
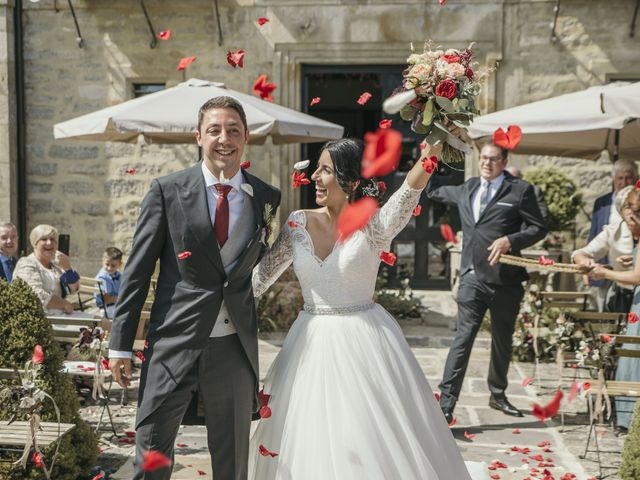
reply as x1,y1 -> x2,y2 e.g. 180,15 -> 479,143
249,179 -> 487,480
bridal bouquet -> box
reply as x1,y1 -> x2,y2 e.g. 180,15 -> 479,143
383,41 -> 490,163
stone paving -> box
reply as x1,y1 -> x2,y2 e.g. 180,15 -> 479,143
82,291 -> 626,479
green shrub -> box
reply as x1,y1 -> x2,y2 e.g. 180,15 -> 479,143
621,400 -> 640,479
522,166 -> 583,232
257,267 -> 304,332
0,278 -> 98,479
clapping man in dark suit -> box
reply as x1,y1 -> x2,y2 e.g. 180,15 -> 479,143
0,222 -> 18,282
427,141 -> 547,422
587,159 -> 637,311
108,97 -> 280,480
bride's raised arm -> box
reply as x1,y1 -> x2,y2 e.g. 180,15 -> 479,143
252,213 -> 295,297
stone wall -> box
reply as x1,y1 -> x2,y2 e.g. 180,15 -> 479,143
9,0 -> 640,274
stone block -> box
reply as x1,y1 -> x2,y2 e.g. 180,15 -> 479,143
27,162 -> 56,176
61,181 -> 95,195
48,144 -> 99,160
104,179 -> 146,198
28,198 -> 65,215
27,182 -> 52,193
71,201 -> 108,216
67,163 -> 107,175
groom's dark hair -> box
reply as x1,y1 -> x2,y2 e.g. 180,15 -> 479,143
197,96 -> 249,133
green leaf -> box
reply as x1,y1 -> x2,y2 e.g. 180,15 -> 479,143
400,105 -> 417,122
452,119 -> 470,129
458,98 -> 469,109
432,120 -> 449,134
413,116 -> 429,134
422,99 -> 434,127
435,95 -> 455,113
425,125 -> 447,145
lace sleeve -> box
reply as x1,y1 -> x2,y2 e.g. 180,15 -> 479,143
367,178 -> 423,249
252,213 -> 295,297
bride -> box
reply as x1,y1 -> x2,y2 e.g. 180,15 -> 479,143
249,137 -> 487,480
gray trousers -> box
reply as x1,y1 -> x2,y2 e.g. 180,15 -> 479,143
133,334 -> 254,480
439,272 -> 524,412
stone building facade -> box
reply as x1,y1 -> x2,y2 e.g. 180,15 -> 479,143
0,0 -> 638,274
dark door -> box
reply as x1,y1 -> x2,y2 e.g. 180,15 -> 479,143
300,65 -> 463,289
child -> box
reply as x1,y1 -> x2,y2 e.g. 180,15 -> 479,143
95,247 -> 123,319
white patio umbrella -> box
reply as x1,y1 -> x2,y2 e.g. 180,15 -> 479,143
467,82 -> 640,160
53,78 -> 344,145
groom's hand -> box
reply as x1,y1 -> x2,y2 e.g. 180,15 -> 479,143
487,236 -> 511,266
110,358 -> 133,388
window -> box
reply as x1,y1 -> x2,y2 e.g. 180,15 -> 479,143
133,83 -> 166,98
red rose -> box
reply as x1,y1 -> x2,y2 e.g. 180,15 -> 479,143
435,80 -> 458,100
440,54 -> 460,64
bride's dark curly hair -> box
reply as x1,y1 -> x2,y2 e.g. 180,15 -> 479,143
321,138 -> 383,203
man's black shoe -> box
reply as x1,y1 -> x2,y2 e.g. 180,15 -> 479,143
489,396 -> 524,417
441,409 -> 454,425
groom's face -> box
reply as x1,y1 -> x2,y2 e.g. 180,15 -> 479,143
196,107 -> 249,178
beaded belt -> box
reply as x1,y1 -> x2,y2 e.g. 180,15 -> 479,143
303,302 -> 375,315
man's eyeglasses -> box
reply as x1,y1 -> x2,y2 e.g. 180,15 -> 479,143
479,155 -> 504,163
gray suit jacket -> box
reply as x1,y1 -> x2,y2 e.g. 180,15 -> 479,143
109,163 -> 280,427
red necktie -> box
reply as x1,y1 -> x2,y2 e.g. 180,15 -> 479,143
214,184 -> 232,247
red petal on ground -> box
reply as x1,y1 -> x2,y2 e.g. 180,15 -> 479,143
490,475 -> 500,480
336,197 -> 378,242
531,389 -> 563,421
118,437 -> 135,444
361,128 -> 403,178
176,56 -> 197,71
422,155 -> 439,174
412,205 -> 422,217
522,376 -> 535,387
629,312 -> 639,323
440,224 -> 458,244
257,17 -> 269,25
226,49 -> 245,68
259,444 -> 279,457
357,91 -> 373,106
176,443 -> 188,448
512,428 -> 521,434
157,30 -> 172,40
197,470 -> 206,475
177,251 -> 192,260
379,251 -> 397,266
310,97 -> 321,106
463,431 -> 475,440
529,454 -> 544,461
240,161 -> 251,169
125,168 -> 137,175
124,431 -> 136,438
32,344 -> 44,364
560,474 -> 577,480
142,450 -> 172,472
537,440 -> 551,447
439,0 -> 447,5
379,119 -> 393,129
253,74 -> 277,101
492,125 -> 523,150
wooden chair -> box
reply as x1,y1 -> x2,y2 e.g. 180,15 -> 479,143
581,334 -> 640,478
72,276 -> 108,318
46,314 -> 100,345
0,421 -> 75,460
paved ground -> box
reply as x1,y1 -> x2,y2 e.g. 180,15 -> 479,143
83,291 -> 626,479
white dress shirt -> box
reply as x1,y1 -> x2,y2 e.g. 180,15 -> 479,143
109,165 -> 246,359
472,174 -> 505,222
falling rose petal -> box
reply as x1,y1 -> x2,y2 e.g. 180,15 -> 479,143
522,377 -> 535,387
361,128 -> 403,178
568,382 -> 580,401
258,444 -> 278,457
240,161 -> 251,169
32,344 -> 44,364
380,251 -> 397,266
512,428 -> 521,434
531,389 -> 563,421
144,340 -> 150,349
292,171 -> 311,188
629,312 -> 639,324
493,125 -> 523,151
439,0 -> 447,5
32,451 -> 44,468
287,220 -> 299,229
259,405 -> 272,419
337,197 -> 378,242
125,431 -> 136,438
636,180 -> 640,189
464,431 -> 476,440
226,49 -> 245,69
434,391 -> 441,402
176,443 -> 188,448
448,417 -> 457,427
582,382 -> 591,391
253,74 -> 277,102
294,160 -> 310,170
379,119 -> 393,129
142,450 -> 172,472
157,30 -> 172,40
440,224 -> 458,244
422,155 -> 439,174
118,437 -> 135,444
101,357 -> 110,370
257,17 -> 269,26
412,205 -> 422,217
601,334 -> 612,343
357,91 -> 373,106
177,251 -> 192,260
136,351 -> 146,362
177,56 -> 197,71
310,97 -> 321,106
538,255 -> 555,266
377,181 -> 387,195
91,472 -> 105,480
125,168 -> 137,175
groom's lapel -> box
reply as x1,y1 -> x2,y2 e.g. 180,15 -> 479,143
177,164 -> 225,275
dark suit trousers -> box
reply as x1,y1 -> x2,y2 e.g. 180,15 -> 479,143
133,334 -> 254,480
438,272 -> 524,411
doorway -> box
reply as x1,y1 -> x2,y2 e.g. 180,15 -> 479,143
300,65 -> 463,288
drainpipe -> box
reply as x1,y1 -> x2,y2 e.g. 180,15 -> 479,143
14,0 -> 26,253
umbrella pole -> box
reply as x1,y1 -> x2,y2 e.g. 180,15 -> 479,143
613,129 -> 620,162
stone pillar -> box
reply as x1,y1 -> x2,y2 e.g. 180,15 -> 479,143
0,0 -> 17,227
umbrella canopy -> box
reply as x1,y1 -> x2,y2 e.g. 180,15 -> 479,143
467,82 -> 640,160
53,78 -> 344,145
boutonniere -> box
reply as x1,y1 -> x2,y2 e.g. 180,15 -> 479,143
262,203 -> 275,246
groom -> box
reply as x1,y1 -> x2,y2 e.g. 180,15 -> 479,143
108,96 -> 281,480
427,141 -> 547,422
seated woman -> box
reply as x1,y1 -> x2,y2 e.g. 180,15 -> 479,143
573,185 -> 636,313
13,224 -> 80,314
589,186 -> 640,432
